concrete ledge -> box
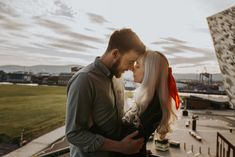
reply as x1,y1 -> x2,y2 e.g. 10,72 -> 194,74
4,126 -> 65,157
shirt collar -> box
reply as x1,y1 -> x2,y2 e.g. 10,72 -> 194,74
94,57 -> 113,78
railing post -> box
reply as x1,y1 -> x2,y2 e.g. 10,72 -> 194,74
217,132 -> 219,157
226,147 -> 230,157
216,132 -> 235,157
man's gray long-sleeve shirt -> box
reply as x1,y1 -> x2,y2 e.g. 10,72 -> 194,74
65,57 -> 124,157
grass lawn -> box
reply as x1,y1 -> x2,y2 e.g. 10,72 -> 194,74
0,84 -> 66,144
125,90 -> 134,99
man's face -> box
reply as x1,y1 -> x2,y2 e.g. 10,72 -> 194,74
111,50 -> 140,78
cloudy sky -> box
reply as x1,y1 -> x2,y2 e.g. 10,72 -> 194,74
0,0 -> 234,73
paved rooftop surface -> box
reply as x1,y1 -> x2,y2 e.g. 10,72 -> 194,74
147,110 -> 235,157
4,110 -> 235,157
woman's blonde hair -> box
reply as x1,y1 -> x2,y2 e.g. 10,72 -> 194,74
134,50 -> 177,137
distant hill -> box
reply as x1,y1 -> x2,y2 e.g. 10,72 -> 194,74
173,73 -> 223,82
0,65 -> 82,74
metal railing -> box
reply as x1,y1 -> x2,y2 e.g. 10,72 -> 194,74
216,132 -> 235,157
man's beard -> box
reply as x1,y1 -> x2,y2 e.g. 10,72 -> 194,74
110,57 -> 122,78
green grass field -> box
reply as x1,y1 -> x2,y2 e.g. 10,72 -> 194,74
125,90 -> 134,99
0,84 -> 66,144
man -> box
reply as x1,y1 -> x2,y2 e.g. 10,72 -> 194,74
66,28 -> 146,157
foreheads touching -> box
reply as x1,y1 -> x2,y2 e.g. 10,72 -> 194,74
132,50 -> 169,83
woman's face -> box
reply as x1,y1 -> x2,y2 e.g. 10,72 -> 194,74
132,57 -> 145,83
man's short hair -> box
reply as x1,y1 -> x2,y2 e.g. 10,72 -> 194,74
105,28 -> 146,55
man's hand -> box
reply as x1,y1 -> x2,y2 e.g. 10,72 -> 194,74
100,130 -> 144,154
119,131 -> 144,154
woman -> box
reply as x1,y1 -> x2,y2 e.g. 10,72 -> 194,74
120,50 -> 179,156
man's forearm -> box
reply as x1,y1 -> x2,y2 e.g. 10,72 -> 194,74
66,129 -> 105,153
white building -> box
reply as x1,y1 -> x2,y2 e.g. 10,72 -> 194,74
207,6 -> 235,109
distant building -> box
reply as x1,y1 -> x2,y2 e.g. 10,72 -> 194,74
207,5 -> 235,109
183,95 -> 229,110
31,72 -> 59,85
124,80 -> 136,90
176,82 -> 188,90
7,71 -> 32,83
32,72 -> 50,84
0,70 -> 7,82
199,72 -> 213,85
57,66 -> 84,86
47,74 -> 59,85
177,79 -> 226,95
58,73 -> 74,86
71,66 -> 83,73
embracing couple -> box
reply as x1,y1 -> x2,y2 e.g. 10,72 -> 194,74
65,28 -> 180,157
